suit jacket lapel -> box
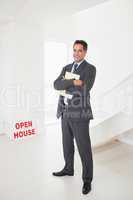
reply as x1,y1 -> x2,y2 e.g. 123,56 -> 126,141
67,62 -> 74,72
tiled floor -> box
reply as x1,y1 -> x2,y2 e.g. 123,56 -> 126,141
0,122 -> 133,200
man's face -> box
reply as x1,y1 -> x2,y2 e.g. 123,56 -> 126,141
73,44 -> 87,63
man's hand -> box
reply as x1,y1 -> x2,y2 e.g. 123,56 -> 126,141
73,80 -> 83,86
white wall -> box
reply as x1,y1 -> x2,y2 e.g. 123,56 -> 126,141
0,21 -> 44,136
72,0 -> 133,95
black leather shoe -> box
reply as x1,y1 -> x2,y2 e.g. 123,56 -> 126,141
82,182 -> 91,194
52,169 -> 74,177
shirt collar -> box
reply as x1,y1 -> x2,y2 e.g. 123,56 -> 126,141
74,59 -> 84,66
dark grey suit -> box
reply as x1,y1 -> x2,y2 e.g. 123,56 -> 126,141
54,60 -> 96,183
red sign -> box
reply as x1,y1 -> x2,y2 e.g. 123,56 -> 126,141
13,120 -> 37,139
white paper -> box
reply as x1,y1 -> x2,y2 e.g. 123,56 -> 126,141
58,71 -> 80,98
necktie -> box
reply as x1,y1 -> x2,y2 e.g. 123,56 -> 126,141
73,63 -> 78,72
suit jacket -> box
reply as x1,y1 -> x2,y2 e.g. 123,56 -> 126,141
54,60 -> 96,121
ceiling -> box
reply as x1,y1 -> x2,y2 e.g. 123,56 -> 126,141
0,0 -> 109,25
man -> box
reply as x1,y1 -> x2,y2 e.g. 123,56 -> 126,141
53,40 -> 96,195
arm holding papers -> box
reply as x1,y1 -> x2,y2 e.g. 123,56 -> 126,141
54,67 -> 75,91
54,68 -> 82,98
58,72 -> 81,98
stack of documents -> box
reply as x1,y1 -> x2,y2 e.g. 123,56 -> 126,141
58,71 -> 80,99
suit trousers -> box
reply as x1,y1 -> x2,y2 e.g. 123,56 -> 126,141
61,114 -> 93,183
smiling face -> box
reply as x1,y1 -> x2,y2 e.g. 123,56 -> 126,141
73,43 -> 87,63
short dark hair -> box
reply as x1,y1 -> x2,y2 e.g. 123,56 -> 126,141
73,40 -> 88,51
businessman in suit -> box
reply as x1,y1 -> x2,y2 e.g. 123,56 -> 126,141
52,40 -> 96,195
